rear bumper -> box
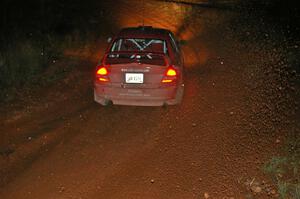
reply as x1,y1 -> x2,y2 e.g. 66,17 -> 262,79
94,84 -> 180,106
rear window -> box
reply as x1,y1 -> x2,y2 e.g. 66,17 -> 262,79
104,52 -> 167,66
110,38 -> 168,54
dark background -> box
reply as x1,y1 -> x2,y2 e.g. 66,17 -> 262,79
0,0 -> 299,93
0,0 -> 299,42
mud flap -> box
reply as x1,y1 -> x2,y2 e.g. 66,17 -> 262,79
175,84 -> 184,104
94,90 -> 111,106
166,84 -> 184,105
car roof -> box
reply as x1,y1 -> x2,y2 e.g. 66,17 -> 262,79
116,26 -> 172,39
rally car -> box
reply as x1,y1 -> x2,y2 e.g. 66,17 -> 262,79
94,26 -> 184,106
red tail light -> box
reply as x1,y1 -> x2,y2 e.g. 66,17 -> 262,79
96,67 -> 108,75
166,68 -> 177,76
96,66 -> 109,82
162,66 -> 178,83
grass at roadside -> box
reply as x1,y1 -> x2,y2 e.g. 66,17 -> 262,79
264,133 -> 300,199
0,33 -> 92,101
0,33 -> 67,102
0,0 -> 115,103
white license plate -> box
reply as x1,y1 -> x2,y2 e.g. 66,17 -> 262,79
125,73 -> 144,84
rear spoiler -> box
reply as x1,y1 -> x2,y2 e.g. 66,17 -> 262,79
102,51 -> 171,66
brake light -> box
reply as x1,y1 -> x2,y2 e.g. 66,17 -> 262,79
166,68 -> 177,76
162,66 -> 178,83
96,67 -> 108,75
96,66 -> 109,82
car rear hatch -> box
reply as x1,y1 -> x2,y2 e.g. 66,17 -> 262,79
103,52 -> 172,89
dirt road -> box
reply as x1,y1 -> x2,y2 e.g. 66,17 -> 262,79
0,1 -> 291,198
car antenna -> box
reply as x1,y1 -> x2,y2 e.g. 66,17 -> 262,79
142,0 -> 145,27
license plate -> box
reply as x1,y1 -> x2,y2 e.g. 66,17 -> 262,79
125,73 -> 144,84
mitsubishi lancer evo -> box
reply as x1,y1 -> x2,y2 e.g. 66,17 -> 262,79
94,26 -> 185,106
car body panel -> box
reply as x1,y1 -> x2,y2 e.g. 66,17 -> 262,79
94,26 -> 184,106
